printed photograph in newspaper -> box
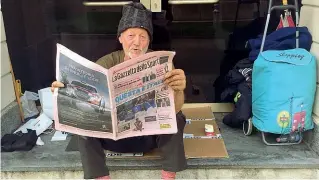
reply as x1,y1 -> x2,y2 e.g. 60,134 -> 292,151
116,90 -> 157,133
57,53 -> 112,133
156,86 -> 170,108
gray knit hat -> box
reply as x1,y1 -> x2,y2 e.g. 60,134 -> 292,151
117,2 -> 153,40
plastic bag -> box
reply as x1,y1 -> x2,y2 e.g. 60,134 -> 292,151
21,91 -> 39,120
14,113 -> 53,136
38,87 -> 53,120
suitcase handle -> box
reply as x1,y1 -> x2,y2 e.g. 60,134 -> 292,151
260,0 -> 300,52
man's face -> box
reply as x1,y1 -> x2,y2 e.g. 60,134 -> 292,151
119,27 -> 150,59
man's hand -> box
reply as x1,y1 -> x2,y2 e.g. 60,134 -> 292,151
164,69 -> 186,92
51,81 -> 65,93
164,69 -> 186,113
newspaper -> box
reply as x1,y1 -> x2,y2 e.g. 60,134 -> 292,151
53,44 -> 177,140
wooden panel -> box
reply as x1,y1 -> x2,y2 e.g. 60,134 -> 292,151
300,6 -> 319,43
0,12 -> 6,42
1,42 -> 11,77
1,74 -> 16,110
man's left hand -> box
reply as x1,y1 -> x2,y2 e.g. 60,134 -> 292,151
164,69 -> 186,92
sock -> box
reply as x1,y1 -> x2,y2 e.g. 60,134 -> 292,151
161,170 -> 176,179
96,175 -> 110,180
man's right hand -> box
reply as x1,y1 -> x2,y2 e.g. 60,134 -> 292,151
51,81 -> 64,93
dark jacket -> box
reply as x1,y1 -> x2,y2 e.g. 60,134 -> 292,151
248,27 -> 313,61
221,58 -> 252,102
223,83 -> 252,128
221,58 -> 253,128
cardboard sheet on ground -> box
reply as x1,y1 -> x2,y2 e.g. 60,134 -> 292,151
182,106 -> 228,158
104,106 -> 228,159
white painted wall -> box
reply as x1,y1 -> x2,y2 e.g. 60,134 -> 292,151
300,0 -> 319,123
0,11 -> 16,110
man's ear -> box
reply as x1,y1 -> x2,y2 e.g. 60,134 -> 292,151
119,34 -> 123,44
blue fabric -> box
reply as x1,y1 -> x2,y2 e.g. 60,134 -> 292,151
248,27 -> 313,61
252,48 -> 316,134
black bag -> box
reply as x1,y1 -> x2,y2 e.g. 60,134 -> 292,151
1,129 -> 37,152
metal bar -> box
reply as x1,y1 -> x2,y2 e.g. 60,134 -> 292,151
168,0 -> 219,5
260,13 -> 270,52
260,0 -> 300,53
83,1 -> 133,6
270,5 -> 296,12
267,0 -> 273,14
295,11 -> 299,48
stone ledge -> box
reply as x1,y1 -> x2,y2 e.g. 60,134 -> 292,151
2,169 -> 319,179
1,101 -> 22,136
2,113 -> 319,172
313,114 -> 319,125
304,120 -> 319,156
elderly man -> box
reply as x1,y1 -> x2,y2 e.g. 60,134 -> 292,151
51,2 -> 187,179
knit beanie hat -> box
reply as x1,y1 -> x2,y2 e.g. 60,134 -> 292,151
117,2 -> 153,40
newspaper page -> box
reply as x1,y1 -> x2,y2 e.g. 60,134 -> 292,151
109,51 -> 178,140
54,44 -> 115,139
54,44 -> 178,140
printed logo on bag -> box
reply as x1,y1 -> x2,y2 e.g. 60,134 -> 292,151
277,52 -> 305,61
160,123 -> 171,129
277,111 -> 290,128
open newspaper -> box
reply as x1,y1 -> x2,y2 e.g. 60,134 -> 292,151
53,44 -> 177,140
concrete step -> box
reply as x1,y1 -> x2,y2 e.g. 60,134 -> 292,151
2,169 -> 319,179
2,103 -> 319,179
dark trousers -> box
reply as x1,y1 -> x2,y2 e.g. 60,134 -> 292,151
78,112 -> 187,179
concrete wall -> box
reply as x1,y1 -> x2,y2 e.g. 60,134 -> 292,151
300,0 -> 319,125
300,0 -> 319,154
0,10 -> 16,110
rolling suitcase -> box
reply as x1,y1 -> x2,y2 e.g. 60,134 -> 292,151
250,0 -> 317,145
